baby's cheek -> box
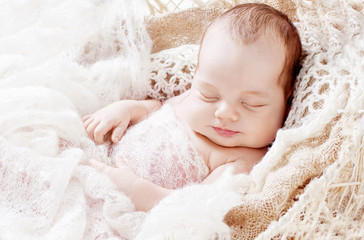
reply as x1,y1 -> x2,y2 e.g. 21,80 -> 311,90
247,120 -> 275,147
189,98 -> 209,114
262,125 -> 280,145
187,109 -> 202,126
186,105 -> 209,129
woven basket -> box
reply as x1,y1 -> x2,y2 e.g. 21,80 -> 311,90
146,0 -> 296,19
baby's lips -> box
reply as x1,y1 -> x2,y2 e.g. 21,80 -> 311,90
213,126 -> 240,136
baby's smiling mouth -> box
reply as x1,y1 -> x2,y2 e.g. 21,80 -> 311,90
212,127 -> 240,137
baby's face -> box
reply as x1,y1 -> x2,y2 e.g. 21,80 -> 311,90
184,29 -> 287,148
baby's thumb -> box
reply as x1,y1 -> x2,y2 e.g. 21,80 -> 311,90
90,158 -> 122,180
89,159 -> 108,173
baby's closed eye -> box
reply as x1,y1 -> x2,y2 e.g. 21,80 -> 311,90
241,101 -> 267,108
240,101 -> 268,112
197,90 -> 219,102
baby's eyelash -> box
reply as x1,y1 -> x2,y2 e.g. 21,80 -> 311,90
198,91 -> 218,101
241,102 -> 266,108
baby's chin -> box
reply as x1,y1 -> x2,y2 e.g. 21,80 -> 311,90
209,137 -> 269,149
207,137 -> 246,148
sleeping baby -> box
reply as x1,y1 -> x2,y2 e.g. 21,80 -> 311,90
82,3 -> 302,211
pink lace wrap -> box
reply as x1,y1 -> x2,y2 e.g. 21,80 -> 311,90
110,104 -> 209,189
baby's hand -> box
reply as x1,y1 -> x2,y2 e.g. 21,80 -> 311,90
82,101 -> 132,144
82,100 -> 161,144
89,159 -> 137,197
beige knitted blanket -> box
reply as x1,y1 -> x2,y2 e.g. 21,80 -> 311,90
0,0 -> 362,239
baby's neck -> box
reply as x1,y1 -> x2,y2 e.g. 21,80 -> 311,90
188,129 -> 267,173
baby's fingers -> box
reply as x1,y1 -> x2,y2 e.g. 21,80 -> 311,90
83,116 -> 94,129
111,122 -> 129,143
89,159 -> 109,174
85,120 -> 100,140
89,159 -> 124,185
82,114 -> 91,122
93,121 -> 114,144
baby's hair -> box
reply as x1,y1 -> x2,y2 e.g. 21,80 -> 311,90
200,3 -> 302,100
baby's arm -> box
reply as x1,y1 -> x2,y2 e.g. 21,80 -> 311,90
90,159 -> 250,211
83,100 -> 161,144
90,159 -> 171,212
89,159 -> 251,211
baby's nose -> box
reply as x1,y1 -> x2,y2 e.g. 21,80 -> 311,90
214,102 -> 239,121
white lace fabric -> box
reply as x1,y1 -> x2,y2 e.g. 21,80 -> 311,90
110,103 -> 209,189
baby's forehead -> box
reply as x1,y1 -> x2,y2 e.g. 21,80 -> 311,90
204,17 -> 283,47
203,24 -> 284,55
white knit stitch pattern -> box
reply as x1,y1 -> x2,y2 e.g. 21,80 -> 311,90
146,44 -> 199,101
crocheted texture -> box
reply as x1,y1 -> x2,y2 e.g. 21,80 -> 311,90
147,44 -> 199,100
110,104 -> 209,189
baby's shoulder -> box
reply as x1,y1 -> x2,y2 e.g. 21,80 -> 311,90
164,90 -> 190,107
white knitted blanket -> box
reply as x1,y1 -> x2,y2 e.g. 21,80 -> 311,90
0,0 -> 363,239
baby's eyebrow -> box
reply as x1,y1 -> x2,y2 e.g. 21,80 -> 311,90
197,80 -> 269,98
197,80 -> 217,90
